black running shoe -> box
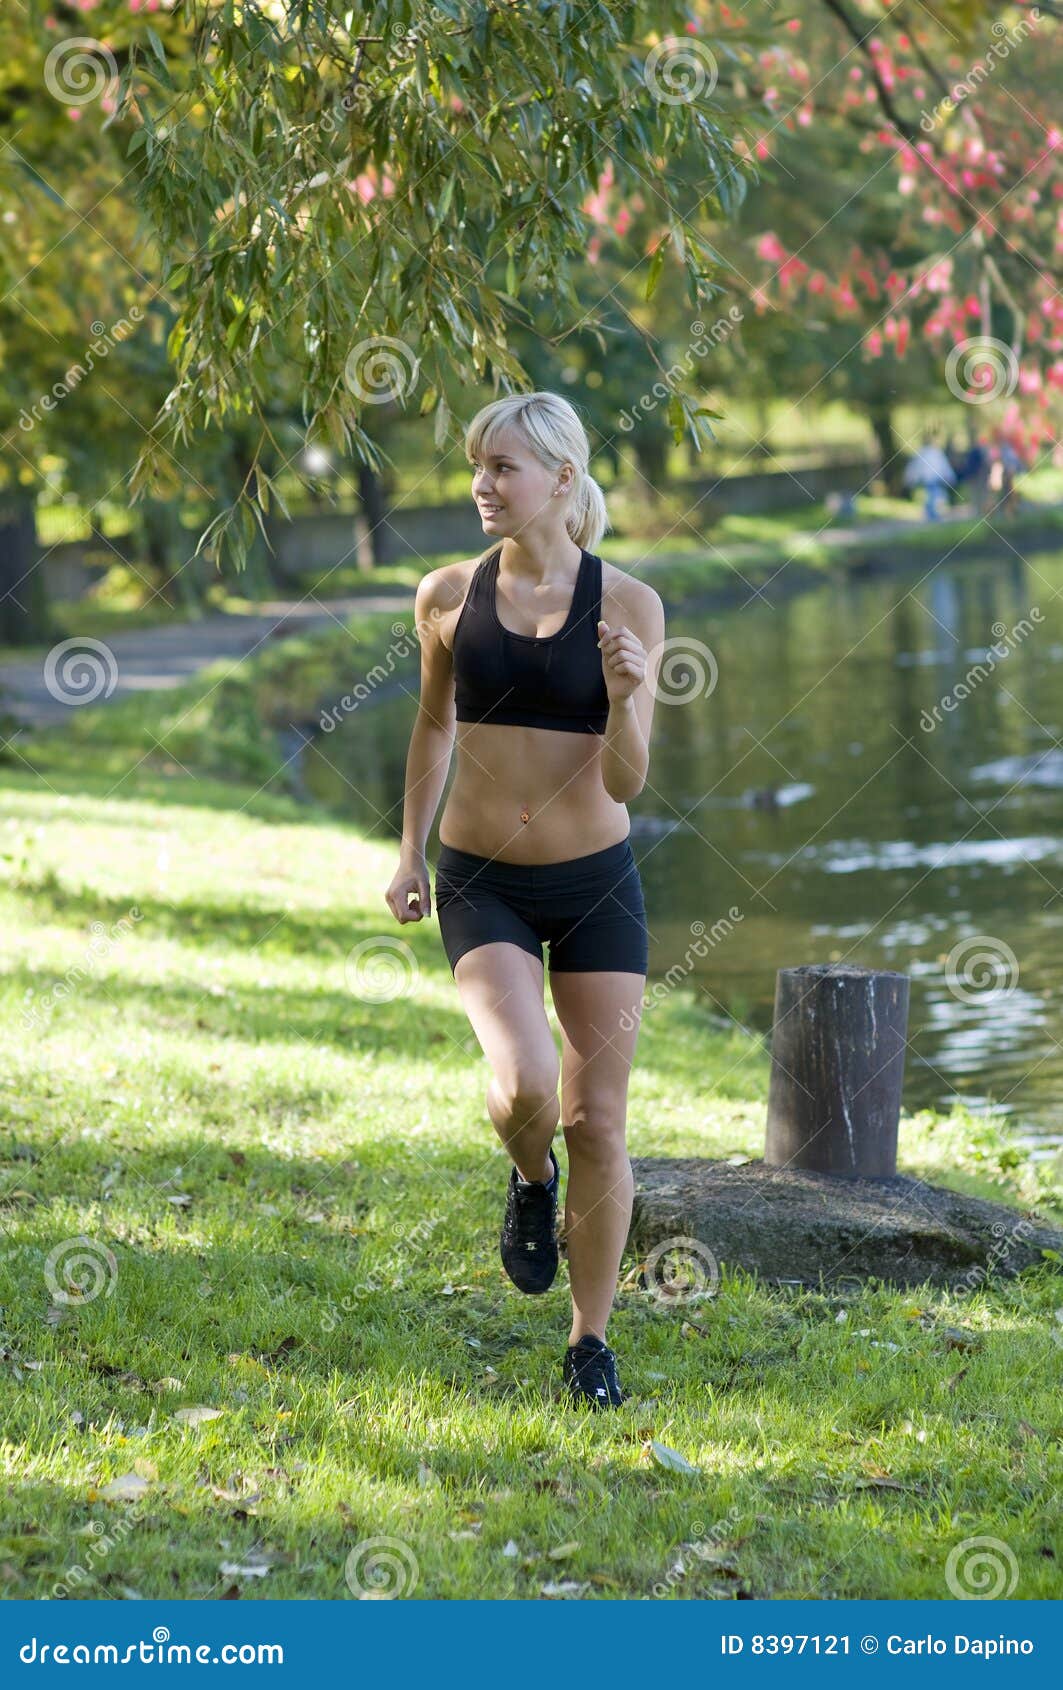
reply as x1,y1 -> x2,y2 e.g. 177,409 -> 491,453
499,1146 -> 560,1294
563,1333 -> 624,1409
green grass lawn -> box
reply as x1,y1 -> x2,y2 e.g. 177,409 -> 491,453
1,629 -> 1061,1601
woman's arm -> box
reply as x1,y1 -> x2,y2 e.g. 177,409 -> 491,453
399,571 -> 457,864
596,583 -> 666,804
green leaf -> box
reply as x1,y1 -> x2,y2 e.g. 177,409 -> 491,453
649,1440 -> 699,1474
646,235 -> 669,303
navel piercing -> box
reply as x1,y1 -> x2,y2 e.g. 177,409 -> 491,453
519,804 -> 531,824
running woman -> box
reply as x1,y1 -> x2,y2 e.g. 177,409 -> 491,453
385,391 -> 664,1409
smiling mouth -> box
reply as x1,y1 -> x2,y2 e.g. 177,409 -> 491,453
479,505 -> 503,515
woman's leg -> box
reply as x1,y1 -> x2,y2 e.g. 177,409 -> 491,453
453,941 -> 559,1182
548,969 -> 645,1346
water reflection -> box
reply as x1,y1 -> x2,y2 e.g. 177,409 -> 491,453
306,547 -> 1063,1143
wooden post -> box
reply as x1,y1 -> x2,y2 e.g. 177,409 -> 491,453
764,963 -> 909,1179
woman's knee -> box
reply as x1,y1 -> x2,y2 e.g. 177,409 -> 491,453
493,1057 -> 560,1122
562,1099 -> 629,1164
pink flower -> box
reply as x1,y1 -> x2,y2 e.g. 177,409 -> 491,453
614,205 -> 631,238
755,232 -> 786,263
865,329 -> 884,357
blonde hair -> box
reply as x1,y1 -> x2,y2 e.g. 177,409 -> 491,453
464,391 -> 611,552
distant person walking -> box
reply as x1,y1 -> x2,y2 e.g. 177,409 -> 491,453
989,436 -> 1023,517
903,433 -> 956,522
959,430 -> 990,516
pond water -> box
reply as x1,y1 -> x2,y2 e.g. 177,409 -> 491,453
305,546 -> 1063,1154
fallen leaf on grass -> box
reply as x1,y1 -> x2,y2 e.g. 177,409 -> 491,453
219,1559 -> 271,1579
171,1405 -> 225,1427
547,1541 -> 580,1560
681,1319 -> 710,1339
501,1540 -> 519,1558
648,1440 -> 699,1474
939,1326 -> 981,1352
166,1194 -> 193,1209
94,1473 -> 152,1502
540,1580 -> 589,1598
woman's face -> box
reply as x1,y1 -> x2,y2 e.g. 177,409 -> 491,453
470,428 -> 572,539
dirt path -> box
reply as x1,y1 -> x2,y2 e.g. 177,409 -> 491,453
0,590 -> 415,729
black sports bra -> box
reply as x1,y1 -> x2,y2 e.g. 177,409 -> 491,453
451,544 -> 610,734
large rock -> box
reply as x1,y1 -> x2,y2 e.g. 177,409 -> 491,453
629,1157 -> 1063,1290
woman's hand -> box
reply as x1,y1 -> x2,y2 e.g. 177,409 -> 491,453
385,853 -> 431,923
597,619 -> 647,703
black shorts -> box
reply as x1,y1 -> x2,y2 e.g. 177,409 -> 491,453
433,835 -> 649,977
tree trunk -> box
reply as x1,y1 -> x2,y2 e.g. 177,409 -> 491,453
764,963 -> 910,1179
0,490 -> 52,647
868,401 -> 903,494
631,433 -> 668,503
357,462 -> 388,568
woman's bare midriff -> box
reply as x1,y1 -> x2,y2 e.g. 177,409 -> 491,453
438,721 -> 631,864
